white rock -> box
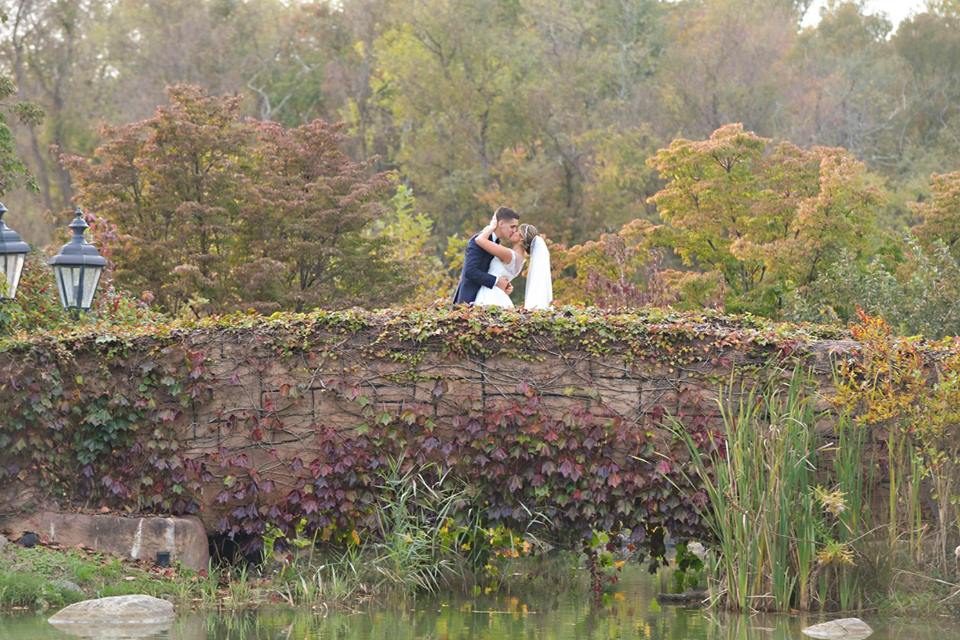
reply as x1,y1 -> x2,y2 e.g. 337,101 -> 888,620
802,618 -> 873,640
48,594 -> 174,626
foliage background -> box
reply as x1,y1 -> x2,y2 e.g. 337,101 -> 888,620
5,0 -> 960,332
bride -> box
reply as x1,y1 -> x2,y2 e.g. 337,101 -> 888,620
474,217 -> 553,309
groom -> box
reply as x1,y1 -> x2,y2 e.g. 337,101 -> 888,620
453,206 -> 521,304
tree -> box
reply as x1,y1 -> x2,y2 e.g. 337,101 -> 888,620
371,0 -> 530,238
493,0 -> 664,242
912,171 -> 960,256
867,8 -> 960,181
578,127 -> 661,233
646,123 -> 882,315
243,117 -> 397,312
551,219 -> 675,308
368,184 -> 448,304
0,74 -> 42,195
66,85 -> 398,314
1,0 -> 107,220
653,0 -> 798,137
785,2 -> 900,163
64,86 -> 252,313
789,237 -> 960,338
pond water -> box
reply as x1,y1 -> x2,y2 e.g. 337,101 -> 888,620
0,568 -> 955,640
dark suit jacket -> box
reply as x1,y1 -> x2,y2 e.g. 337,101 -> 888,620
453,235 -> 499,304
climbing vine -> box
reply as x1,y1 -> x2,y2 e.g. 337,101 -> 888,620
834,310 -> 960,570
0,306 -> 844,561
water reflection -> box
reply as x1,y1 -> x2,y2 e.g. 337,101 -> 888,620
0,568 -> 954,640
45,621 -> 172,639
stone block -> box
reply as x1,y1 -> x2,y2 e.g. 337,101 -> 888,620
590,356 -> 632,379
593,377 -> 640,417
640,377 -> 679,412
365,382 -> 417,404
801,617 -> 872,640
0,511 -> 209,571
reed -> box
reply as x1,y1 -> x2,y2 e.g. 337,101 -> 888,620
831,414 -> 868,611
671,366 -> 847,612
270,459 -> 493,606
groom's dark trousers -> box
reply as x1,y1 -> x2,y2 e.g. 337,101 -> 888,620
453,235 -> 500,304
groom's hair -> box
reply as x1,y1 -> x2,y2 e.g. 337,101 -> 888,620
493,206 -> 519,223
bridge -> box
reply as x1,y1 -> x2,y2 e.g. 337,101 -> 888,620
0,307 -> 854,562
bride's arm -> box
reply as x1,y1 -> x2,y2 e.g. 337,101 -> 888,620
475,224 -> 515,264
463,222 -> 498,290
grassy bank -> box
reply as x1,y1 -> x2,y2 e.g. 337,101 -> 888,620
0,537 -> 586,613
0,540 -> 221,610
0,463 -> 591,613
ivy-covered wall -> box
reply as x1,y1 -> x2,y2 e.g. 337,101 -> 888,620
0,308 -> 852,559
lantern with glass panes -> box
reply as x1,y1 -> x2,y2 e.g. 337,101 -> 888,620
0,203 -> 29,301
49,208 -> 106,313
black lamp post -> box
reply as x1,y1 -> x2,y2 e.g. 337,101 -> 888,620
0,203 -> 30,301
49,207 -> 106,313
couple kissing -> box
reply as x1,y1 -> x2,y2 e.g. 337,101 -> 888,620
452,206 -> 553,309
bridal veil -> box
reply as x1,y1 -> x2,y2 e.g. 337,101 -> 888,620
524,236 -> 553,309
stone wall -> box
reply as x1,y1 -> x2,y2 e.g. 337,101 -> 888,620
0,308 -> 856,550
179,311 -> 849,477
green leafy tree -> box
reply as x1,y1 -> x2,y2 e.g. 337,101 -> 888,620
371,0 -> 529,238
1,0 -> 103,219
483,0 -> 664,242
789,239 -> 960,338
0,74 -> 42,195
368,184 -> 448,305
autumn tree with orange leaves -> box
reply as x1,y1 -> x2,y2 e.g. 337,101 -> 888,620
645,124 -> 883,315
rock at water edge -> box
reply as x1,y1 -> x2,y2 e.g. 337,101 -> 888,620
50,579 -> 83,595
48,594 -> 174,625
801,618 -> 873,640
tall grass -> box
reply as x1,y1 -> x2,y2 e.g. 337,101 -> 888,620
671,366 -> 865,612
366,460 -> 470,594
271,459 -> 486,605
832,413 -> 868,612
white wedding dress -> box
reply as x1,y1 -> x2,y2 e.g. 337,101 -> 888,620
474,249 -> 523,308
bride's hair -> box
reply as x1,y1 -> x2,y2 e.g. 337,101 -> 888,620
519,223 -> 538,253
